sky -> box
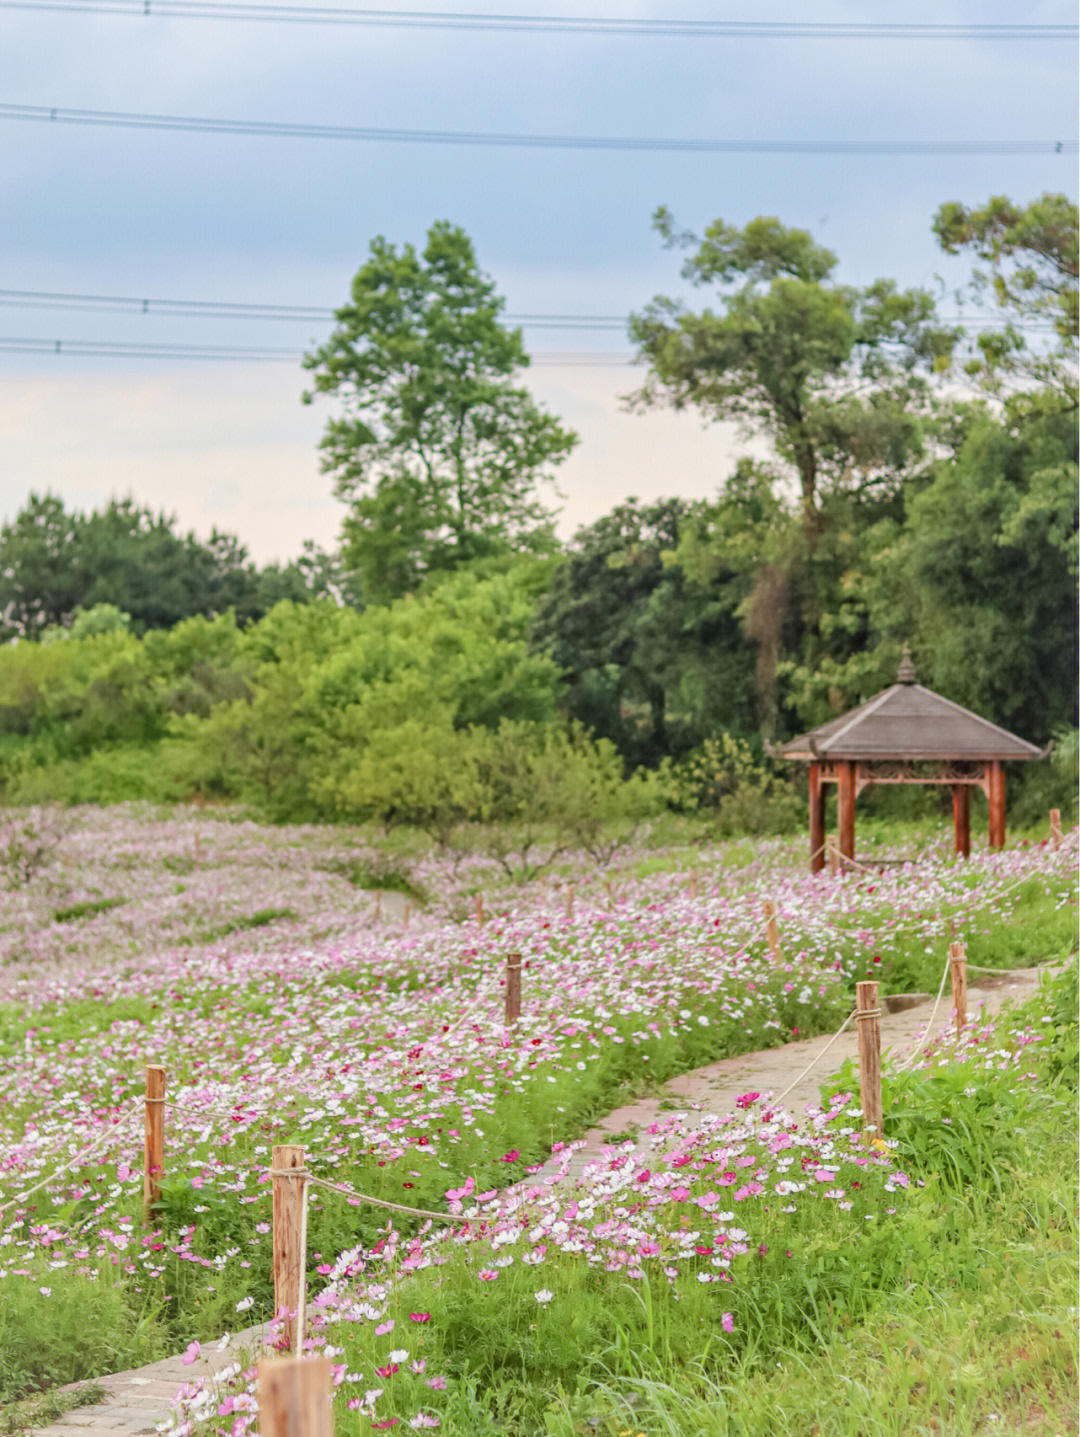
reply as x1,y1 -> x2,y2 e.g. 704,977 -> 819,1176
1,0 -> 1076,563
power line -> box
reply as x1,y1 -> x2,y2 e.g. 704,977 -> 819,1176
0,290 -> 1061,334
3,104 -> 1074,155
2,1 -> 1075,40
0,337 -> 636,364
0,289 -> 628,329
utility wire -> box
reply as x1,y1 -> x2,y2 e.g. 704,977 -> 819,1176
0,290 -> 1061,333
0,289 -> 628,329
2,2 -> 1075,40
2,104 -> 1074,155
0,337 -> 635,364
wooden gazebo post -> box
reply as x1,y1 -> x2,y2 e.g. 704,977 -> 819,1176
837,761 -> 856,869
988,760 -> 1006,850
952,784 -> 971,858
809,762 -> 825,873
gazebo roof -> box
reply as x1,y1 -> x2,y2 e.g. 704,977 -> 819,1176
782,652 -> 1044,764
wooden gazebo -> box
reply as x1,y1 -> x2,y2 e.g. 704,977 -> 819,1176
782,650 -> 1045,873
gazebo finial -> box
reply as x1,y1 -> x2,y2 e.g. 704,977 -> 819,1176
897,645 -> 917,685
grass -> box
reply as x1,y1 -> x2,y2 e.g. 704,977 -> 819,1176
51,896 -> 125,924
306,967 -> 1077,1435
318,856 -> 426,902
0,1382 -> 107,1435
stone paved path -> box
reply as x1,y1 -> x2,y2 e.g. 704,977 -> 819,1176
34,965 -> 1049,1435
37,1320 -> 272,1437
538,965 -> 1047,1181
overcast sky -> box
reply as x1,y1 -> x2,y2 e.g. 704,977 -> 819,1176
2,0 -> 1076,562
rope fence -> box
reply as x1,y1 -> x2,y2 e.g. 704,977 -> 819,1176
0,820 -> 1072,1387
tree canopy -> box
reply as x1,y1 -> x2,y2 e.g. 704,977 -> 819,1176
303,222 -> 577,601
934,192 -> 1078,408
628,210 -> 957,532
0,495 -> 275,639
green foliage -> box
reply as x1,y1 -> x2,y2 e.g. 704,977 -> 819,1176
0,1380 -> 107,1434
1010,726 -> 1078,828
658,734 -> 801,836
534,499 -> 755,766
934,192 -> 1078,406
469,720 -> 661,875
0,494 -> 270,640
0,1266 -> 163,1399
0,204 -> 1074,824
303,222 -> 577,600
51,896 -> 125,923
323,716 -> 661,874
1038,961 -> 1078,1089
320,855 -> 424,900
630,211 -> 955,526
66,603 -> 132,639
0,806 -> 67,886
783,406 -> 1077,741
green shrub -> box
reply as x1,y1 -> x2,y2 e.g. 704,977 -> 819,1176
659,734 -> 802,836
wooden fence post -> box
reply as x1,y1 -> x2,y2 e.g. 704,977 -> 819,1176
855,981 -> 883,1140
474,892 -> 484,924
564,886 -> 575,921
272,1145 -> 307,1353
258,1358 -> 333,1437
373,892 -> 382,926
948,941 -> 967,1030
688,869 -> 699,900
143,1064 -> 165,1224
1050,809 -> 1062,849
505,952 -> 522,1025
826,835 -> 840,877
763,900 -> 780,960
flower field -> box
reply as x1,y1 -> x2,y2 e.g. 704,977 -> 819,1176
0,805 -> 1075,1433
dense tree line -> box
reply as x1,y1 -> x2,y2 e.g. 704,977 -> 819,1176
0,196 -> 1074,835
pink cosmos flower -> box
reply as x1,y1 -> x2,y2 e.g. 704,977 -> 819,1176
181,1340 -> 201,1365
409,1313 -> 431,1323
478,1269 -> 498,1281
721,1313 -> 735,1333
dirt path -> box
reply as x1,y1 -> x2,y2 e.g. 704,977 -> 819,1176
34,965 -> 1048,1436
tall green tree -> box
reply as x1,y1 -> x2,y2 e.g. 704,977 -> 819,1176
303,222 -> 577,601
0,494 -> 83,638
628,212 -> 956,535
0,495 -> 267,637
933,192 -> 1078,408
785,409 -> 1078,740
533,499 -> 754,765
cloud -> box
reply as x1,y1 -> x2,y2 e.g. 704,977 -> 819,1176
0,358 -> 770,561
